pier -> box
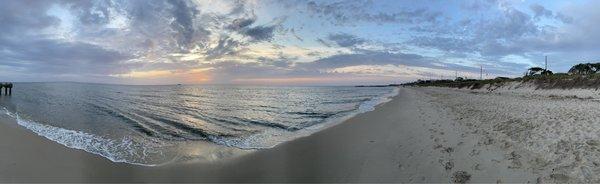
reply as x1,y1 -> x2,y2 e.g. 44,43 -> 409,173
1,83 -> 12,95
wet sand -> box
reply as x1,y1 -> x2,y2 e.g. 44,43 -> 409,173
0,87 -> 540,182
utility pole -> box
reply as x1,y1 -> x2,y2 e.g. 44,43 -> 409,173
545,56 -> 548,71
480,65 -> 483,80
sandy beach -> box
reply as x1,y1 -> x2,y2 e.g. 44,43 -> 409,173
2,86 -> 584,182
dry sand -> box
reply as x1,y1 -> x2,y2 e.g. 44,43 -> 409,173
0,87 -> 558,182
423,86 -> 600,183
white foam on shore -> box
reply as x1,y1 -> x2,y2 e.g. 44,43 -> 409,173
1,108 -> 167,166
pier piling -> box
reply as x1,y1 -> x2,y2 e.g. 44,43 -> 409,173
0,83 -> 12,96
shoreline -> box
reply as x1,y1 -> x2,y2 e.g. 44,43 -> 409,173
0,87 -> 542,182
0,87 -> 399,166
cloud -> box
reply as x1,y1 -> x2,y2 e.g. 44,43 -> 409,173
407,6 -> 542,58
304,0 -> 441,25
326,33 -> 367,47
0,1 -> 59,35
242,25 -> 276,41
224,12 -> 278,42
66,0 -> 114,25
528,3 -> 573,24
205,37 -> 243,60
167,0 -> 201,49
227,17 -> 257,30
555,12 -> 574,24
409,36 -> 476,53
316,38 -> 332,47
0,37 -> 132,75
0,0 -> 134,77
530,4 -> 553,19
460,0 -> 497,11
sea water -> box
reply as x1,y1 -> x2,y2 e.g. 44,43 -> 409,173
0,82 -> 398,165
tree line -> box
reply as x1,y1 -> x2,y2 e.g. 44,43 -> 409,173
526,62 -> 600,76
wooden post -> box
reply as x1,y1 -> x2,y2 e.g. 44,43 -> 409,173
7,83 -> 12,95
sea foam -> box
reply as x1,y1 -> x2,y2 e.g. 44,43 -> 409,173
2,108 -> 169,166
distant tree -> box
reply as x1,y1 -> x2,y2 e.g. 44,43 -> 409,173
526,67 -> 545,76
541,70 -> 553,75
590,63 -> 600,72
568,63 -> 594,75
455,77 -> 464,81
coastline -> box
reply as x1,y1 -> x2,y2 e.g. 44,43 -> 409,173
0,87 -> 541,182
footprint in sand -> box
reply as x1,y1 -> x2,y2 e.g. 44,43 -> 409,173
506,151 -> 522,169
473,163 -> 482,170
442,147 -> 454,154
469,149 -> 481,157
444,161 -> 455,171
452,171 -> 472,184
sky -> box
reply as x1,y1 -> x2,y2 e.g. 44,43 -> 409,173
1,0 -> 599,85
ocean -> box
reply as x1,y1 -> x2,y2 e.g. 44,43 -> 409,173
0,82 -> 398,166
